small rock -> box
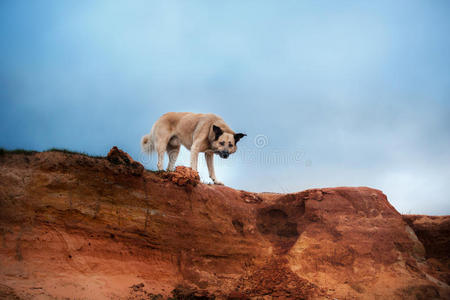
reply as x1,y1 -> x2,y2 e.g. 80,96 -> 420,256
163,166 -> 200,186
107,146 -> 144,176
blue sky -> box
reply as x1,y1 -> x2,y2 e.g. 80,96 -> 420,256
1,1 -> 449,214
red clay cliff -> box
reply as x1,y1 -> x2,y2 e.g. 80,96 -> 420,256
0,148 -> 448,299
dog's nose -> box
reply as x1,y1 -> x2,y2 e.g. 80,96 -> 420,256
222,152 -> 229,158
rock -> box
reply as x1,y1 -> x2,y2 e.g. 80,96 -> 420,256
130,282 -> 145,291
107,146 -> 144,176
404,214 -> 450,285
162,166 -> 200,187
240,191 -> 262,204
0,149 -> 448,299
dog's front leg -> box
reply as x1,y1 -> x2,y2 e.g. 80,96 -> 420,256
190,145 -> 200,171
205,152 -> 223,185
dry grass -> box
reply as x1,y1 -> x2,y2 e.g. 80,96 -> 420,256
0,147 -> 104,159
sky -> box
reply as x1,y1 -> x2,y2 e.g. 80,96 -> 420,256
1,0 -> 449,215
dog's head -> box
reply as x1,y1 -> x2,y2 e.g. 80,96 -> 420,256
210,125 -> 246,159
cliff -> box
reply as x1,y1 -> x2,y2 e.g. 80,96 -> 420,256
0,147 -> 448,299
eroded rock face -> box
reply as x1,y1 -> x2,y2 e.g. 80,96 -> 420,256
404,215 -> 450,285
0,148 -> 448,299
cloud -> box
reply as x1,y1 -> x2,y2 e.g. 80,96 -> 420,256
1,0 -> 449,214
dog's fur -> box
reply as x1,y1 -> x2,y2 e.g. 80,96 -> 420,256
141,112 -> 246,185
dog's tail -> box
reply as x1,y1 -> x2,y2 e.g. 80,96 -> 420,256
141,126 -> 156,154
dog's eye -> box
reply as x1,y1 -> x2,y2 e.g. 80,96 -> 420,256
229,143 -> 233,147
220,142 -> 225,146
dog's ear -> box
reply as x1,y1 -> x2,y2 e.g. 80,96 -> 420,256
234,133 -> 247,143
213,125 -> 223,140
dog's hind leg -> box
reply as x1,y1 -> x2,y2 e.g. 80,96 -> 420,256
156,149 -> 165,171
152,121 -> 175,171
166,137 -> 180,172
155,136 -> 170,171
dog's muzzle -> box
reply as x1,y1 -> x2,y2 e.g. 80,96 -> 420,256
217,151 -> 229,159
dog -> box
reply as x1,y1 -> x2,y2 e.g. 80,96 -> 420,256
141,112 -> 246,185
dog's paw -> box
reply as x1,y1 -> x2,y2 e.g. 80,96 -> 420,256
213,180 -> 224,185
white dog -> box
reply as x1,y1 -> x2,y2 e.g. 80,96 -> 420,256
141,112 -> 246,185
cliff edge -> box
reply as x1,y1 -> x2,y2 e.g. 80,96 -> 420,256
0,147 -> 448,299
